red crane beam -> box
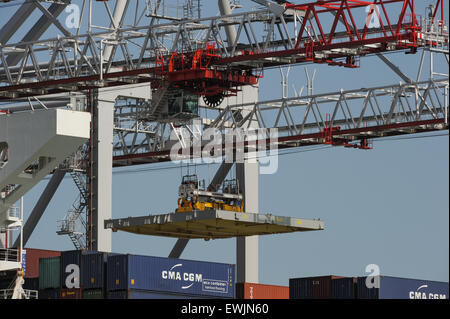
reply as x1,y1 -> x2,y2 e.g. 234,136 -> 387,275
0,0 -> 446,101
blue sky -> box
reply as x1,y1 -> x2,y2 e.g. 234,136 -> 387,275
1,0 -> 448,285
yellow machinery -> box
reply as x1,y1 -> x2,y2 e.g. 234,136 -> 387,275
176,175 -> 244,213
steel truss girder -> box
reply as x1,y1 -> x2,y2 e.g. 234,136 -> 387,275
0,0 -> 447,101
111,78 -> 449,167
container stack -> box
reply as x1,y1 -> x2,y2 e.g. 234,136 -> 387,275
81,251 -> 110,299
106,255 -> 235,299
7,247 -> 448,300
21,248 -> 60,297
289,275 -> 449,299
356,276 -> 449,299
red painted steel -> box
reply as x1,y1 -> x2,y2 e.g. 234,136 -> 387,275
0,0 -> 444,101
160,44 -> 261,97
236,283 -> 289,299
24,248 -> 61,278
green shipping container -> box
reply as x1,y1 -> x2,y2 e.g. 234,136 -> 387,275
83,289 -> 104,299
39,257 -> 60,289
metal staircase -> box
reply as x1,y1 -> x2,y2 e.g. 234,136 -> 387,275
147,86 -> 169,120
70,172 -> 88,204
57,205 -> 86,251
56,154 -> 89,250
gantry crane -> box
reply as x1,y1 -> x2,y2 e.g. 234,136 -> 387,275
0,0 -> 448,284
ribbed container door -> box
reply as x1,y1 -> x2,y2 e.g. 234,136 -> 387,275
23,248 -> 60,278
107,254 -> 128,291
356,277 -> 379,299
332,278 -> 355,299
61,250 -> 82,289
82,251 -> 107,290
39,257 -> 61,289
310,276 -> 333,299
289,278 -> 311,299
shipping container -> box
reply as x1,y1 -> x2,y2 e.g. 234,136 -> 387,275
289,278 -> 311,299
23,248 -> 60,278
332,277 -> 356,299
60,288 -> 82,299
38,289 -> 59,299
82,289 -> 105,299
107,290 -> 217,299
23,277 -> 39,291
357,276 -> 449,299
61,250 -> 82,289
290,276 -> 344,299
236,283 -> 289,299
81,251 -> 111,290
107,254 -> 235,298
39,257 -> 60,289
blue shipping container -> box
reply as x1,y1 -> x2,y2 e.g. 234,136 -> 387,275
107,255 -> 235,298
81,251 -> 109,290
61,250 -> 82,289
107,290 -> 217,299
357,276 -> 449,299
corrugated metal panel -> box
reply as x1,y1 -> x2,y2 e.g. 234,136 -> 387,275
107,290 -> 217,299
23,248 -> 60,278
290,276 -> 344,299
38,289 -> 59,299
289,278 -> 311,299
39,257 -> 60,289
236,283 -> 289,299
107,254 -> 128,291
60,288 -> 82,299
61,250 -> 82,289
107,254 -> 235,298
310,276 -> 333,299
82,289 -> 104,299
81,251 -> 109,290
332,277 -> 355,299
